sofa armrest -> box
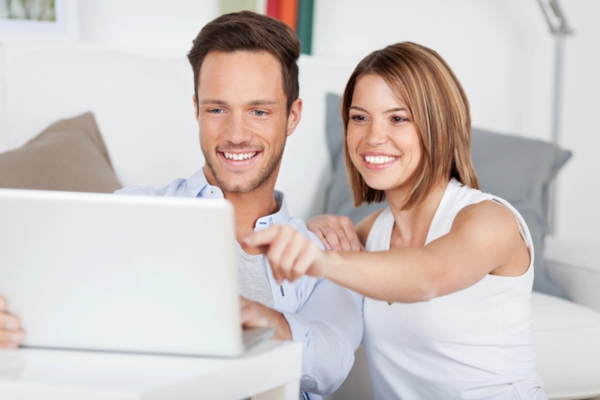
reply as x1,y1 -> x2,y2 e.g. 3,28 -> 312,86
545,235 -> 600,312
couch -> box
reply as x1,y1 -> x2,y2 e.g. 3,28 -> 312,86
1,43 -> 599,399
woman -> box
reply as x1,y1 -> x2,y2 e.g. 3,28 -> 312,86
245,42 -> 546,399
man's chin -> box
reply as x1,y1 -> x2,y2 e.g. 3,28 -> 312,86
215,175 -> 266,194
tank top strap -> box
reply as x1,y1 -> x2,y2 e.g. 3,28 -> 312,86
365,208 -> 394,252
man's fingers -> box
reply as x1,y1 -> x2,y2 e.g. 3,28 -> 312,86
240,299 -> 271,330
0,313 -> 21,331
239,295 -> 250,307
0,308 -> 25,347
0,329 -> 24,347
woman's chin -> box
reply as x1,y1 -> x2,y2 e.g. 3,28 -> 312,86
362,178 -> 394,192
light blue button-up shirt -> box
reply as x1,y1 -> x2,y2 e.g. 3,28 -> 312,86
116,169 -> 363,398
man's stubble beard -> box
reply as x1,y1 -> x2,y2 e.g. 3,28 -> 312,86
203,137 -> 286,194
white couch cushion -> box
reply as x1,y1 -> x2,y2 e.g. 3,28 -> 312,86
532,292 -> 600,399
545,236 -> 600,313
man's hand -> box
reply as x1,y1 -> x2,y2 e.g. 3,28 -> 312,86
0,296 -> 24,349
244,224 -> 329,284
306,215 -> 363,252
240,296 -> 292,341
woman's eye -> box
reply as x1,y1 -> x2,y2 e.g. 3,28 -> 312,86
391,116 -> 406,123
351,115 -> 366,122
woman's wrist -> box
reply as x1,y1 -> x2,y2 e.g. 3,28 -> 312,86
321,250 -> 343,281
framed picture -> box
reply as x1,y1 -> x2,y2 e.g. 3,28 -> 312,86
0,0 -> 65,32
0,0 -> 79,42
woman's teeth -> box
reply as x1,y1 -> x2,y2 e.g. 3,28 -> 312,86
365,155 -> 396,164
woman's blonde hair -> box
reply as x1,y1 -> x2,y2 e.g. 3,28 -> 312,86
342,42 -> 480,209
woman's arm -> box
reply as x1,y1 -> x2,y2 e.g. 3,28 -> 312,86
245,201 -> 530,303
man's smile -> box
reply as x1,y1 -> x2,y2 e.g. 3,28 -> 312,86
217,150 -> 263,169
222,151 -> 257,161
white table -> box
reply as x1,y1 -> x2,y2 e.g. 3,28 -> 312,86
0,340 -> 301,400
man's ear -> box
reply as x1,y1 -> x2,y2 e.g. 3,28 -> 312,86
286,98 -> 303,137
192,94 -> 199,119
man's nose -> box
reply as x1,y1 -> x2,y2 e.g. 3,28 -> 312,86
223,112 -> 252,143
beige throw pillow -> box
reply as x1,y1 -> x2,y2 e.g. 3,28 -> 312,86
0,112 -> 122,193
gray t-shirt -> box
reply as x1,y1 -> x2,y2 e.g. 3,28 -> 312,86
235,241 -> 274,308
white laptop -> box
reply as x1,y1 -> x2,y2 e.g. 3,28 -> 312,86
0,188 -> 272,357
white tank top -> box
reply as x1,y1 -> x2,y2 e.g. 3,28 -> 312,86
363,179 -> 546,400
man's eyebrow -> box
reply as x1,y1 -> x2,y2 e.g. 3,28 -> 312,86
200,99 -> 227,105
200,99 -> 278,106
248,100 -> 278,106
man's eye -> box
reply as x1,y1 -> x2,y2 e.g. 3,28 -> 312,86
253,110 -> 267,117
208,108 -> 224,114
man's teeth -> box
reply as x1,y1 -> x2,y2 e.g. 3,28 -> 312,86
223,152 -> 257,161
365,155 -> 396,164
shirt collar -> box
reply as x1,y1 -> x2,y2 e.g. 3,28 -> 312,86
186,169 -> 222,199
188,169 -> 289,231
254,191 -> 289,231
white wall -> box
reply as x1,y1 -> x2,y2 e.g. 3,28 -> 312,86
78,0 -> 218,56
2,0 -> 597,244
557,1 -> 600,245
313,0 -> 599,245
314,0 -> 554,140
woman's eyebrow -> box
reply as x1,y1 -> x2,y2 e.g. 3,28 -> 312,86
383,107 -> 408,114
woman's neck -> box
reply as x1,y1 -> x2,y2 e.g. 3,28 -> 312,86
386,179 -> 449,249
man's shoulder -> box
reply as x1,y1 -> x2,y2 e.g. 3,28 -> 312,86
115,178 -> 190,197
286,217 -> 325,250
114,169 -> 213,197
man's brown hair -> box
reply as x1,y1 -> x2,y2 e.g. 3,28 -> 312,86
342,42 -> 480,209
187,11 -> 301,113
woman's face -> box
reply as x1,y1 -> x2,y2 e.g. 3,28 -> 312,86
347,74 -> 422,193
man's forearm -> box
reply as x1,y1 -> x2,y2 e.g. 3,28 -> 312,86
283,279 -> 363,395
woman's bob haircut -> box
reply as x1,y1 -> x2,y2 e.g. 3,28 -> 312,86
342,42 -> 480,209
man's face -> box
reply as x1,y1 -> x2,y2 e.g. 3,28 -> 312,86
194,50 -> 301,194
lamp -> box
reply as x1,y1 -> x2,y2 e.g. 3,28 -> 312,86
536,0 -> 573,234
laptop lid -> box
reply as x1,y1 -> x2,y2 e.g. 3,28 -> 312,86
0,188 -> 262,357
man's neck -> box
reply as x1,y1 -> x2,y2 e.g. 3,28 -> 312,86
226,186 -> 279,251
202,167 -> 281,254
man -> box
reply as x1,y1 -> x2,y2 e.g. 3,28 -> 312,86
0,11 -> 362,399
121,12 -> 363,398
